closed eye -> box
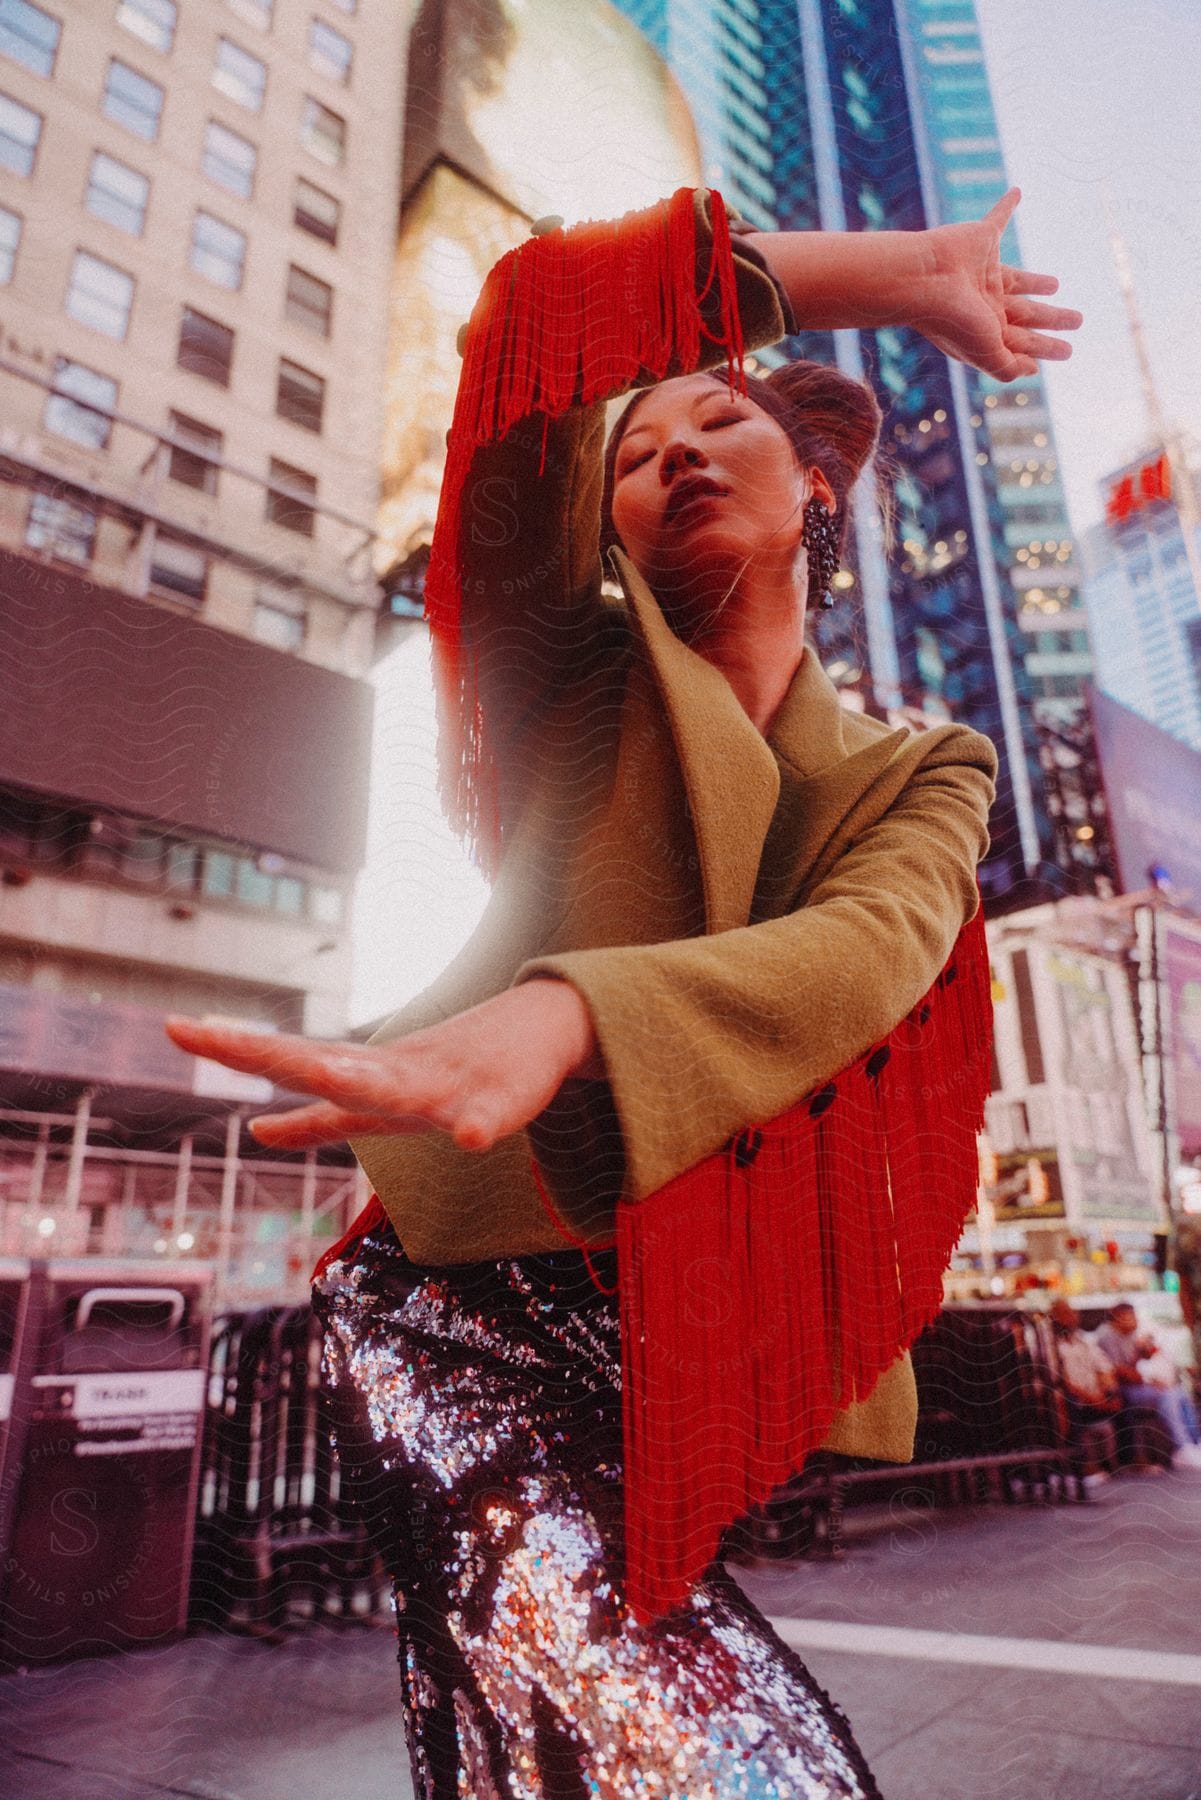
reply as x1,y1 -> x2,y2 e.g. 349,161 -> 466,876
616,410 -> 744,479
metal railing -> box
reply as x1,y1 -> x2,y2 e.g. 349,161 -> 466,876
190,1305 -> 390,1633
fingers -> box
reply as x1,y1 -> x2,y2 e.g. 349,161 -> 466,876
1002,265 -> 1059,297
1006,297 -> 1083,333
1005,326 -> 1074,363
165,1016 -> 441,1116
248,1102 -> 429,1150
166,1017 -> 348,1087
975,343 -> 1038,382
985,186 -> 1021,234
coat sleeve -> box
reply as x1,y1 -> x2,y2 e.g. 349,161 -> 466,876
516,725 -> 997,1211
456,193 -> 797,818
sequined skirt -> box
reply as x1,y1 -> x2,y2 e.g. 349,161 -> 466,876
312,1220 -> 881,1800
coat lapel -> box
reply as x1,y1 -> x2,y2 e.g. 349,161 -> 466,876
608,546 -> 781,935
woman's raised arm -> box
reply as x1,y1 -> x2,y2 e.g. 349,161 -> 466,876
745,188 -> 1081,382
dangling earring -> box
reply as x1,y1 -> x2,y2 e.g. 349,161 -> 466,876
802,495 -> 840,609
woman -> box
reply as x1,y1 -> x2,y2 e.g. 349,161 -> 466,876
168,186 -> 1078,1797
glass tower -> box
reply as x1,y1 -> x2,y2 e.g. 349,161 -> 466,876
609,0 -> 1106,902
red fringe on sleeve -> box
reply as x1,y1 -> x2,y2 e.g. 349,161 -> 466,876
424,185 -> 746,883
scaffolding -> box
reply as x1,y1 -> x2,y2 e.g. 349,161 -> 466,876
0,1102 -> 366,1305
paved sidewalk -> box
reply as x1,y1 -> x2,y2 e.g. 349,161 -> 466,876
2,1471 -> 1199,1798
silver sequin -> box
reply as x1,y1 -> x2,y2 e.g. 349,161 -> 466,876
313,1227 -> 880,1799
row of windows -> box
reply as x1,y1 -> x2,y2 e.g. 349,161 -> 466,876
23,484 -> 316,632
1029,630 -> 1091,656
41,338 -> 323,474
2,93 -> 340,247
3,0 -> 355,90
9,221 -> 332,369
1,42 -> 348,175
0,783 -> 345,923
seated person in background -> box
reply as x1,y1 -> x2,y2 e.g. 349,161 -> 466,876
1094,1301 -> 1201,1469
1049,1299 -> 1122,1439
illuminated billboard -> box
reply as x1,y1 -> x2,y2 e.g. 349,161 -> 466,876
379,0 -> 702,576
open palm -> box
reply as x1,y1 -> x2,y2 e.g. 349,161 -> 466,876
165,979 -> 598,1152
910,188 -> 1081,381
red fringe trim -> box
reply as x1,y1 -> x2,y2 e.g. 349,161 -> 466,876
616,903 -> 993,1623
425,186 -> 746,882
310,1191 -> 386,1284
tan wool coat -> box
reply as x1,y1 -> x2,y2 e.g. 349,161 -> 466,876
354,191 -> 999,1463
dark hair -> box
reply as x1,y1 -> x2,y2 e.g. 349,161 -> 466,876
600,358 -> 883,606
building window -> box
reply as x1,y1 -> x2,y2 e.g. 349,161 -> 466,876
201,847 -> 234,897
102,58 -> 164,141
275,874 -> 303,913
164,840 -> 198,891
0,90 -> 41,175
292,175 -> 338,245
253,582 -> 306,649
236,858 -> 275,907
0,203 -> 19,281
177,305 -> 234,385
25,491 -> 97,565
308,17 -> 352,83
190,209 -> 246,289
85,150 -> 150,235
115,0 -> 176,54
300,96 -> 345,166
44,357 -> 117,448
0,0 -> 60,78
149,531 -> 207,604
225,0 -> 272,26
266,457 -> 317,536
65,249 -> 135,339
167,410 -> 221,493
212,37 -> 265,112
276,357 -> 324,433
310,883 -> 342,923
284,262 -> 331,336
201,118 -> 256,198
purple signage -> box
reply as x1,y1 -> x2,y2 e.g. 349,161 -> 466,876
1090,686 -> 1201,903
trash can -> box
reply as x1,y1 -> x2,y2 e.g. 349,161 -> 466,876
0,1259 -> 39,1570
0,1259 -> 212,1668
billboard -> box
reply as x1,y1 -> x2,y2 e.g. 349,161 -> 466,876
1164,923 -> 1201,1162
1090,684 -> 1201,902
0,551 -> 372,874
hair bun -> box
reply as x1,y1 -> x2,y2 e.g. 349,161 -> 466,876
764,360 -> 882,492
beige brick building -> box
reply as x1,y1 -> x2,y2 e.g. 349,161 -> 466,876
0,0 -> 411,1289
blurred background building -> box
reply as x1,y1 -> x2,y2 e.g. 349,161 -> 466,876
1082,452 -> 1201,755
0,0 -> 406,1289
1,0 -> 1196,1303
609,0 -> 1108,904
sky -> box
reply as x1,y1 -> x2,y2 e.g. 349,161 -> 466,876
350,0 -> 1201,1024
974,0 -> 1201,533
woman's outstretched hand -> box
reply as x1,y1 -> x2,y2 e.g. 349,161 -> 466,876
750,186 -> 1080,384
165,978 -> 601,1152
907,187 -> 1081,381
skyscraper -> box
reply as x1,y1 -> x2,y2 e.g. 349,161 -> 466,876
0,0 -> 405,1284
609,0 -> 1105,903
1083,451 -> 1201,754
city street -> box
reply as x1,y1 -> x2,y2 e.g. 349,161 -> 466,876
1,1473 -> 1198,1799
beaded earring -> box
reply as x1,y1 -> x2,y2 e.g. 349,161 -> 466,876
802,495 -> 840,609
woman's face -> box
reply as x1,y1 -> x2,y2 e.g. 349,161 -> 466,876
608,373 -> 815,633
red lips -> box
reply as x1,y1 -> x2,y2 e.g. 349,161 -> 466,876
664,473 -> 729,522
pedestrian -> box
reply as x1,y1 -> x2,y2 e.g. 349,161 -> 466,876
166,184 -> 1078,1796
1049,1297 -> 1124,1456
1094,1301 -> 1201,1468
